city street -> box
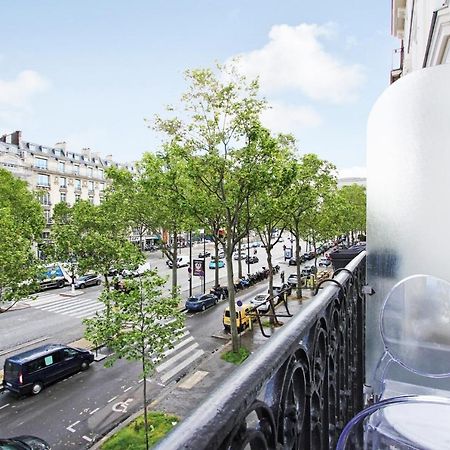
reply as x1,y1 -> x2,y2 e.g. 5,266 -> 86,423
0,237 -> 312,449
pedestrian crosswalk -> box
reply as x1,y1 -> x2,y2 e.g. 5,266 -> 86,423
155,328 -> 205,384
29,292 -> 104,319
30,293 -> 206,384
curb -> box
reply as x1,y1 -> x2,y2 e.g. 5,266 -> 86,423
89,338 -> 232,449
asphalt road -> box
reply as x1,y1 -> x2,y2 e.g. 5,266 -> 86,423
0,237 -> 310,448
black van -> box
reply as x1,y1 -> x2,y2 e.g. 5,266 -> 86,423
2,344 -> 94,395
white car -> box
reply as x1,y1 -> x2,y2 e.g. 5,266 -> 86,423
318,258 -> 331,267
287,274 -> 298,287
250,294 -> 271,313
167,256 -> 190,268
233,252 -> 246,260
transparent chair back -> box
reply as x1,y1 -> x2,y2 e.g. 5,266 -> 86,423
374,274 -> 450,398
337,274 -> 450,449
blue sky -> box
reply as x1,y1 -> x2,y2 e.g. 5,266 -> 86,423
0,1 -> 396,177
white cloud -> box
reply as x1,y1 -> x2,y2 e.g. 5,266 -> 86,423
261,101 -> 321,134
338,166 -> 367,179
230,23 -> 365,103
0,70 -> 49,110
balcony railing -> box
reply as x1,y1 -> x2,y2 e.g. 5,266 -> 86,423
156,251 -> 366,450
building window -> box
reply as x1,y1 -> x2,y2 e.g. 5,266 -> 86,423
75,194 -> 81,202
42,231 -> 50,240
59,177 -> 66,188
88,167 -> 93,177
75,179 -> 81,190
60,192 -> 67,203
88,181 -> 94,191
37,174 -> 50,187
89,196 -> 94,204
100,182 -> 105,191
35,157 -> 48,170
44,210 -> 52,224
38,192 -> 51,205
99,169 -> 104,179
73,164 -> 80,175
59,161 -> 65,173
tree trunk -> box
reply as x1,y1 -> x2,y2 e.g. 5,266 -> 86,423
237,240 -> 243,279
295,233 -> 303,300
171,230 -> 178,298
142,353 -> 149,450
214,239 -> 219,288
266,245 -> 279,325
226,228 -> 239,353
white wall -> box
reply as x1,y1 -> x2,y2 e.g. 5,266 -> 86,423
366,63 -> 450,388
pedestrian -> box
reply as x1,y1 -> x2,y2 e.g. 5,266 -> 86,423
281,270 -> 285,283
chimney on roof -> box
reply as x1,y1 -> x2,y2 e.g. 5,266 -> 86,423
81,147 -> 91,159
11,131 -> 22,146
105,154 -> 113,161
54,141 -> 67,151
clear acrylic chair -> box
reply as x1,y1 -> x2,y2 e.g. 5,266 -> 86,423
337,274 -> 450,449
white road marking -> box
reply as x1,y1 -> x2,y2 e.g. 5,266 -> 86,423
112,398 -> 134,413
124,386 -> 132,392
89,407 -> 100,415
66,420 -> 80,432
156,343 -> 199,373
82,436 -> 93,442
160,349 -> 204,383
162,336 -> 194,358
107,396 -> 118,403
0,403 -> 10,410
40,297 -> 97,312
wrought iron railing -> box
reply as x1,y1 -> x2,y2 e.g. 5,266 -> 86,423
156,251 -> 366,450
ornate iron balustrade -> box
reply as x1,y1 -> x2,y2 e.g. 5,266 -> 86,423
156,251 -> 366,450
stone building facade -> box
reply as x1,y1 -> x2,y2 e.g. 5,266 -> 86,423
0,130 -> 135,239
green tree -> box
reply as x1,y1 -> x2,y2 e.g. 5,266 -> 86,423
252,134 -> 297,312
140,149 -> 194,298
338,184 -> 367,242
84,270 -> 184,450
0,169 -> 44,312
0,168 -> 45,241
287,155 -> 336,298
52,200 -> 143,288
105,167 -> 159,252
154,64 -> 270,352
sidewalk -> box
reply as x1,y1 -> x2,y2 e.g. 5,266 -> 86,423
152,292 -> 313,417
93,290 -> 315,448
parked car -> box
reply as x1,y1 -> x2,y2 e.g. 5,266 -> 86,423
251,241 -> 262,248
209,260 -> 225,269
245,255 -> 259,264
250,294 -> 271,313
288,257 -> 297,266
198,251 -> 211,258
223,305 -> 254,332
287,274 -> 299,287
185,293 -> 219,312
167,256 -> 190,268
233,252 -> 246,260
211,250 -> 225,260
108,267 -> 119,277
3,344 -> 94,395
121,268 -> 139,278
0,436 -> 51,450
273,283 -> 292,297
318,257 -> 331,267
74,274 -> 101,289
